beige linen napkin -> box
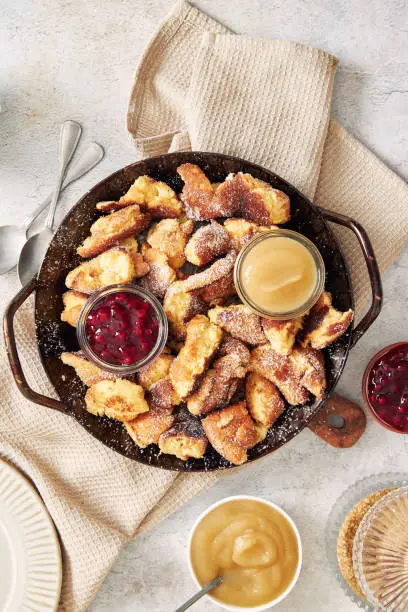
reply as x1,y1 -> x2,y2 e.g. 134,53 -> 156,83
128,0 -> 408,316
1,1 -> 408,611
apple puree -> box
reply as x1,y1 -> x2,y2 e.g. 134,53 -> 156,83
190,499 -> 299,607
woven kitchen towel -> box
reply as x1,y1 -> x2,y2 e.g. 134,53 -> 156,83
1,2 -> 408,612
0,299 -> 216,611
128,0 -> 408,317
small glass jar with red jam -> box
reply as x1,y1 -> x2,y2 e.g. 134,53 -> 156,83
363,342 -> 408,434
76,284 -> 168,375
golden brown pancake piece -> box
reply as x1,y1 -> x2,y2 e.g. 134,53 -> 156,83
146,218 -> 193,269
245,372 -> 285,426
185,221 -> 231,266
65,248 -> 138,294
170,315 -> 223,400
77,205 -> 151,258
163,290 -> 207,340
301,292 -> 353,349
158,409 -> 208,460
60,291 -> 88,327
85,379 -> 149,422
261,316 -> 304,355
249,344 -> 310,405
101,175 -> 182,218
208,304 -> 266,345
61,352 -> 118,386
202,402 -> 258,465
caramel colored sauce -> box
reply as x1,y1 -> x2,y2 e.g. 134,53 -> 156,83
190,499 -> 300,607
240,236 -> 317,313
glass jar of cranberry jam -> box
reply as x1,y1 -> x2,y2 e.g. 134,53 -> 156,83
76,285 -> 168,374
363,342 -> 408,433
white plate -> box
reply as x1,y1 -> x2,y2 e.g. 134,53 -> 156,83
0,458 -> 62,611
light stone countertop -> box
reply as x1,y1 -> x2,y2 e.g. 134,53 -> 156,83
1,1 -> 407,610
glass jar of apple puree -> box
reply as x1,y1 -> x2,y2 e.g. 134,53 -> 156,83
234,229 -> 325,320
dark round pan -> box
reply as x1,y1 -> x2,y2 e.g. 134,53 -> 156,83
4,152 -> 383,471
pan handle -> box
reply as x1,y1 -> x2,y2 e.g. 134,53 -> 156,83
3,277 -> 66,412
317,207 -> 383,348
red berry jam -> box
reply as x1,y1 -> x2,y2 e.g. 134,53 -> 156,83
366,344 -> 408,432
84,291 -> 159,366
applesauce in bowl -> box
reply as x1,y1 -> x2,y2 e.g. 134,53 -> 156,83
188,496 -> 302,610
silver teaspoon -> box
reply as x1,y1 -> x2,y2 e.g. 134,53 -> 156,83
174,576 -> 223,612
17,120 -> 82,286
0,141 -> 103,276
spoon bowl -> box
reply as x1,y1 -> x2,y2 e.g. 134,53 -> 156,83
0,226 -> 27,275
18,228 -> 54,287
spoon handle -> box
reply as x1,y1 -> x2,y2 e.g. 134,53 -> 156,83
45,120 -> 82,230
174,576 -> 223,612
22,142 -> 104,230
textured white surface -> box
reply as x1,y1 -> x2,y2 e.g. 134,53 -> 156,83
1,0 -> 407,610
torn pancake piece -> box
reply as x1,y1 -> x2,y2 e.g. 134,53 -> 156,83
77,205 -> 151,258
300,292 -> 353,349
202,402 -> 258,465
61,351 -> 117,386
158,408 -> 208,460
185,221 -> 231,266
169,314 -> 223,400
208,304 -> 266,345
146,218 -> 193,269
85,379 -> 149,422
125,404 -> 175,448
187,341 -> 250,416
99,175 -> 182,218
246,372 -> 285,426
65,248 -> 139,294
163,289 -> 207,340
261,316 -> 304,355
60,291 -> 88,327
249,344 -> 310,405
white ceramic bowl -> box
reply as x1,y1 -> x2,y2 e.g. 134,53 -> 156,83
187,495 -> 302,611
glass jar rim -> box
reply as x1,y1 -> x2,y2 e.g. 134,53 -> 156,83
76,284 -> 168,374
233,229 -> 325,320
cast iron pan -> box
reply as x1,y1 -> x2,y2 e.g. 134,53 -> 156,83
4,152 -> 383,471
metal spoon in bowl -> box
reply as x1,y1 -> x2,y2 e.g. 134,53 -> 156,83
17,120 -> 82,286
0,140 -> 103,277
174,576 -> 223,612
